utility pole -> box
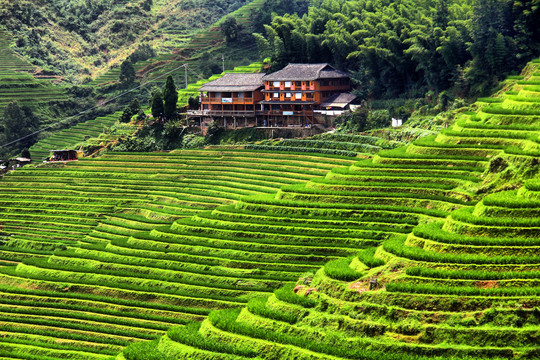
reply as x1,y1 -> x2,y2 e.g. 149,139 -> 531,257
222,55 -> 225,73
184,64 -> 188,89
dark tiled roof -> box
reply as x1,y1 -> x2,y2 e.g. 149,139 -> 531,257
263,63 -> 348,81
199,73 -> 266,92
320,93 -> 358,108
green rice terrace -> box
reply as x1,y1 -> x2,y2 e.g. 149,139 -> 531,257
113,60 -> 538,359
0,59 -> 538,360
0,29 -> 67,111
28,112 -> 132,161
0,149 -> 354,359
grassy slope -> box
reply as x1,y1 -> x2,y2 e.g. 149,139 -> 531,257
91,0 -> 266,88
117,60 -> 540,359
0,28 -> 67,111
0,0 -> 254,83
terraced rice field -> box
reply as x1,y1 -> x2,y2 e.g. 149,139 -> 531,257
2,57 -> 538,359
247,133 -> 404,157
115,61 -> 540,359
29,112 -> 126,161
0,29 -> 67,111
0,150 -> 355,359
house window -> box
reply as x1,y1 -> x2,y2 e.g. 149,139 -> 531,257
273,81 -> 280,87
284,81 -> 291,88
295,93 -> 302,99
273,92 -> 279,98
285,93 -> 292,98
295,81 -> 302,87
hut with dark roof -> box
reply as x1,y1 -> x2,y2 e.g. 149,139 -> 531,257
260,63 -> 351,127
318,93 -> 359,115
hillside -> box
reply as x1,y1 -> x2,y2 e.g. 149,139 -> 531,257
89,0 -> 292,90
0,0 -> 253,82
0,28 -> 67,111
116,60 -> 540,358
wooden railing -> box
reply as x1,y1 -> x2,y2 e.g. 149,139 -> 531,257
201,97 -> 254,104
187,110 -> 257,117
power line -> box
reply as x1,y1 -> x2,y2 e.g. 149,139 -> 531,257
0,64 -> 188,149
185,64 -> 206,81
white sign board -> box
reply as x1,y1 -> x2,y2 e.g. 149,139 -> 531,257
392,118 -> 403,127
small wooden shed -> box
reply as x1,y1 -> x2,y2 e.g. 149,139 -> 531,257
49,150 -> 80,162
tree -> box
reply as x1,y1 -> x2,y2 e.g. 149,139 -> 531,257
337,107 -> 369,132
162,75 -> 178,119
2,101 -> 25,142
0,101 -> 39,158
119,59 -> 136,86
21,148 -> 31,159
253,33 -> 271,59
150,88 -> 164,119
128,44 -> 155,63
220,17 -> 241,43
120,99 -> 141,123
142,0 -> 152,11
512,0 -> 540,61
468,0 -> 513,83
188,96 -> 200,110
2,101 -> 38,142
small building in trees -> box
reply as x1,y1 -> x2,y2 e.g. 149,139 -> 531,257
317,93 -> 359,116
4,157 -> 32,172
194,73 -> 266,128
49,150 -> 81,162
260,63 -> 351,127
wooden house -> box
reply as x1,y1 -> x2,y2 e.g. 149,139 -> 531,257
196,73 -> 266,128
260,63 -> 351,126
49,150 -> 80,162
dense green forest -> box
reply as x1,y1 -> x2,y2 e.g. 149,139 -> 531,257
255,0 -> 539,98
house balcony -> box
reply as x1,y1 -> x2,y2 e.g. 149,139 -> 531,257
201,97 -> 254,105
187,109 -> 258,117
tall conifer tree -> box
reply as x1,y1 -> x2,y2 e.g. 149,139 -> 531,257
162,75 -> 178,119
